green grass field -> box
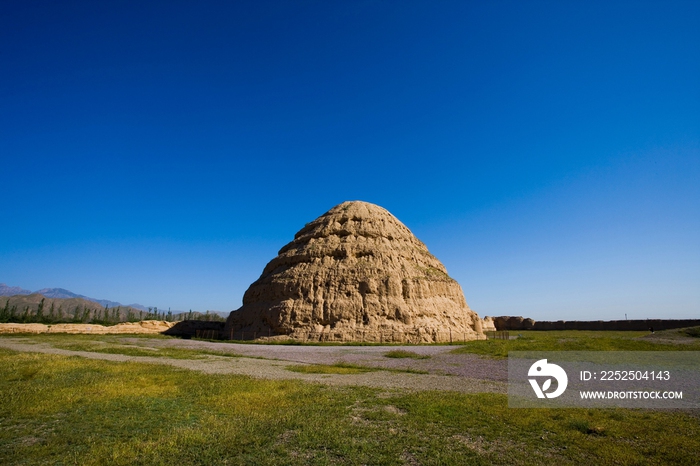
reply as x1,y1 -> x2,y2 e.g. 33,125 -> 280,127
3,334 -> 244,360
286,362 -> 376,375
384,350 -> 430,359
285,362 -> 429,376
1,329 -> 699,465
451,329 -> 700,358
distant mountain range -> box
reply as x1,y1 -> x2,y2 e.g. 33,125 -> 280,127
0,283 -> 148,311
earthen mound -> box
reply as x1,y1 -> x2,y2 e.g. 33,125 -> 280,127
0,321 -> 175,335
225,201 -> 484,342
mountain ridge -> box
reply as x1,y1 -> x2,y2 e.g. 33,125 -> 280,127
0,283 -> 147,311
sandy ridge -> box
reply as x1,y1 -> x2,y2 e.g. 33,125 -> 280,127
0,321 -> 175,334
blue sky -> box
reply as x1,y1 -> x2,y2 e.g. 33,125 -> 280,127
1,0 -> 698,320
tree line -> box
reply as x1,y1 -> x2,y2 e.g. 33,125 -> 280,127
0,298 -> 225,325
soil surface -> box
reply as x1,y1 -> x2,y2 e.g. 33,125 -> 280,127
0,336 -> 506,394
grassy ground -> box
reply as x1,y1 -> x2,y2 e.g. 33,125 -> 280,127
3,334 -> 243,359
285,362 -> 429,376
50,341 -> 242,360
384,350 -> 430,359
286,362 -> 375,375
451,329 -> 700,358
2,343 -> 699,465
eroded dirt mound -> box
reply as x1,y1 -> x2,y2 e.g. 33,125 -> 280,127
0,320 -> 175,334
225,201 -> 484,342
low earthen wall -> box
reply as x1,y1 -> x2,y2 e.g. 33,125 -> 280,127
162,320 -> 225,338
493,318 -> 700,331
0,321 -> 175,334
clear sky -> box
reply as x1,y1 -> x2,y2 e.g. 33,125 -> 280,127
1,1 -> 698,320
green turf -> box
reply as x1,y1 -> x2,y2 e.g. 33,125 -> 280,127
384,350 -> 430,359
286,362 -> 429,376
451,330 -> 700,358
286,362 -> 376,374
49,341 -> 241,359
2,334 -> 242,359
1,346 -> 699,465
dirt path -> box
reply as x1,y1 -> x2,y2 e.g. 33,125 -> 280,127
119,337 -> 508,381
0,337 -> 505,394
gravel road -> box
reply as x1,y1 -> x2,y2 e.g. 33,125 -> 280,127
0,336 -> 506,394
